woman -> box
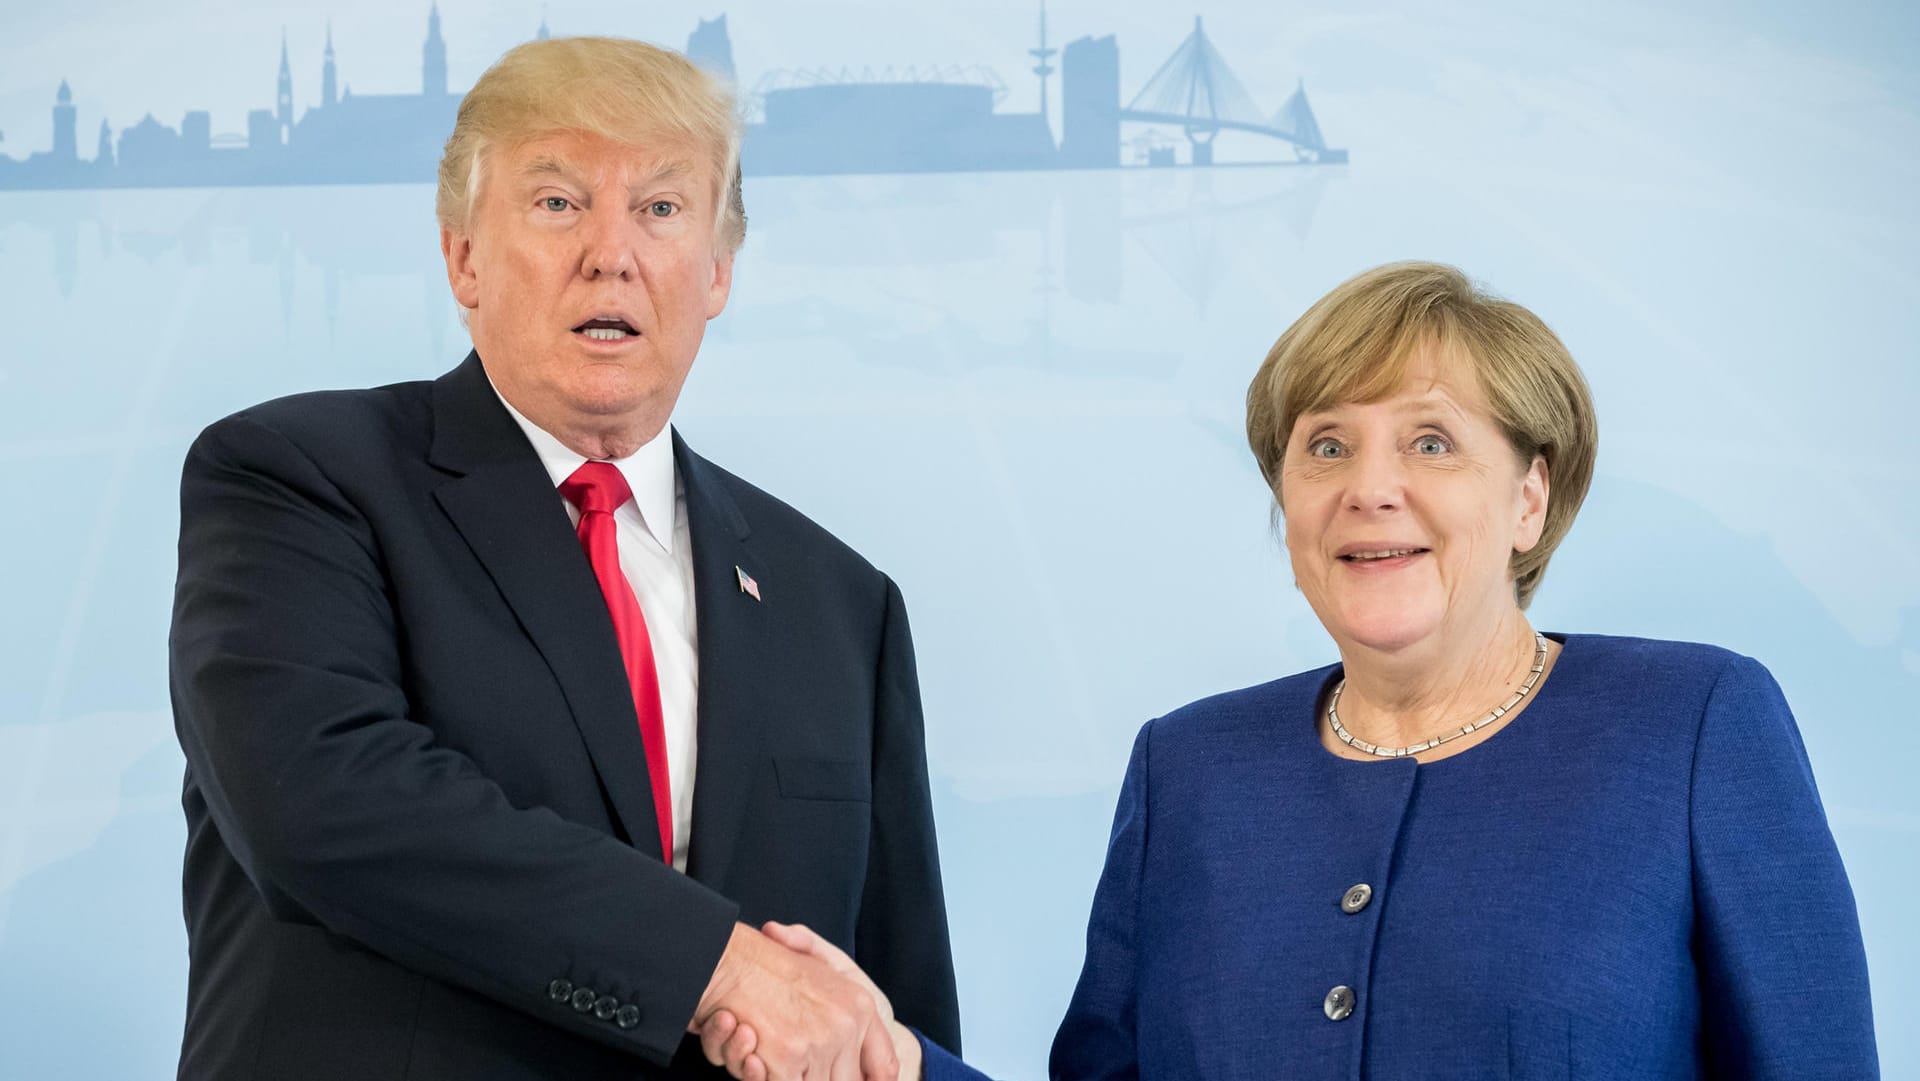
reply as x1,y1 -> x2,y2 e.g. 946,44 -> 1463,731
703,262 -> 1878,1079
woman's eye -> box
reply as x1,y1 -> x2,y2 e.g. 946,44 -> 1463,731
541,197 -> 572,212
649,201 -> 677,218
1308,439 -> 1344,459
1414,434 -> 1449,455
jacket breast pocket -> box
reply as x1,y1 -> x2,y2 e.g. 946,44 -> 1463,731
774,756 -> 871,802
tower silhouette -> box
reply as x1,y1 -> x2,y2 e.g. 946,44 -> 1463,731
1029,3 -> 1057,129
322,23 -> 338,108
53,80 -> 77,160
277,33 -> 294,143
95,118 -> 113,166
423,4 -> 448,97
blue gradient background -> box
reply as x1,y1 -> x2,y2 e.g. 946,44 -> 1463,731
2,1 -> 1916,1076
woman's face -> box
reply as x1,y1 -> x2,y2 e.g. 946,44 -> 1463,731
1279,348 -> 1548,656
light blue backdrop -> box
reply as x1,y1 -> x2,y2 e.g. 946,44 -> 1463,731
2,1 -> 1916,1076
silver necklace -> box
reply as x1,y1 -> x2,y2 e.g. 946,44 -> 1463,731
1326,632 -> 1549,759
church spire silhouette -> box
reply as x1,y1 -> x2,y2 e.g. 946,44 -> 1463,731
322,22 -> 338,108
276,30 -> 294,143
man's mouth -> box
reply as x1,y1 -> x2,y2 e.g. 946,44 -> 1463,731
573,317 -> 638,341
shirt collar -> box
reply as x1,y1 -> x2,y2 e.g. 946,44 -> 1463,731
488,378 -> 678,553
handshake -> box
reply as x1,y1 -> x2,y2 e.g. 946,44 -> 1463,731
690,921 -> 922,1081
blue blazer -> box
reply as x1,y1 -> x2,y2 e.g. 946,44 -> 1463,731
924,634 -> 1875,1080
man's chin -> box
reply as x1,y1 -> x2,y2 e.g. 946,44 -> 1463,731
561,366 -> 667,413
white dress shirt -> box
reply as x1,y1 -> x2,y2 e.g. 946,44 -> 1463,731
491,385 -> 699,873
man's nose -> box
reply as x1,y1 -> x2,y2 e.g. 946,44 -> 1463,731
579,206 -> 638,281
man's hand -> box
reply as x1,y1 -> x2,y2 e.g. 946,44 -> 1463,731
690,922 -> 899,1081
699,922 -> 923,1081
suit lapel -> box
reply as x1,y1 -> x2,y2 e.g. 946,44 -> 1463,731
675,432 -> 777,892
426,354 -> 667,858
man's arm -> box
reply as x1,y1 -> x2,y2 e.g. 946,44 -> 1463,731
852,577 -> 962,1050
174,413 -> 882,1070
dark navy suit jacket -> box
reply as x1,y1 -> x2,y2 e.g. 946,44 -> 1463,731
171,354 -> 959,1078
924,635 -> 1875,1080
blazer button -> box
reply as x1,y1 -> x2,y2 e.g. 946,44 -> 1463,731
615,1004 -> 642,1030
1323,985 -> 1356,1021
547,978 -> 574,1003
593,995 -> 619,1021
571,987 -> 598,1013
1341,883 -> 1373,914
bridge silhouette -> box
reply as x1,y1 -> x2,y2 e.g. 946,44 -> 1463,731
1121,17 -> 1344,164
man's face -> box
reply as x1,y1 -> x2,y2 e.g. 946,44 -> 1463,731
443,129 -> 734,446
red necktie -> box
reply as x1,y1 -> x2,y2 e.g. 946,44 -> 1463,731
559,462 -> 673,864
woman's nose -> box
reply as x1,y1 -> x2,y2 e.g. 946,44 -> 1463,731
1344,447 -> 1405,513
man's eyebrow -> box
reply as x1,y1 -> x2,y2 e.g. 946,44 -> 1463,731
635,159 -> 696,188
516,155 -> 580,182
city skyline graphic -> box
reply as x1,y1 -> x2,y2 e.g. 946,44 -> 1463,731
0,5 -> 1345,191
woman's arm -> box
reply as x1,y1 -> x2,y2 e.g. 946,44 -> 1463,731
697,721 -> 1159,1081
1690,655 -> 1878,1078
1048,721 -> 1152,1081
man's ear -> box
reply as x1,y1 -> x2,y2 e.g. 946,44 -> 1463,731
705,249 -> 735,321
442,227 -> 480,311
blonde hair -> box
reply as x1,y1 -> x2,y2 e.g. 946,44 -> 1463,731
1245,262 -> 1597,608
436,36 -> 746,253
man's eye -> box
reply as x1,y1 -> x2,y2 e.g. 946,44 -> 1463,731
1414,435 -> 1449,455
649,201 -> 678,218
541,197 -> 573,212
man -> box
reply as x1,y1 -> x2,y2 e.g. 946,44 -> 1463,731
170,37 -> 959,1079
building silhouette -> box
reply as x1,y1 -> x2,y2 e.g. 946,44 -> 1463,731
687,16 -> 736,84
53,80 -> 78,161
0,8 -> 1344,191
1060,36 -> 1119,168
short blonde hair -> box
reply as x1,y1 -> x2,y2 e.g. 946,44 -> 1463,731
437,36 -> 746,253
1246,262 -> 1597,608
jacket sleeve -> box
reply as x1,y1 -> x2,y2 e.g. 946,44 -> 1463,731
1047,721 -> 1149,1081
917,1027 -> 998,1081
170,413 -> 739,1064
854,576 -> 963,1051
1689,654 -> 1879,1078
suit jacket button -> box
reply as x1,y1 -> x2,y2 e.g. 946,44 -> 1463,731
1341,883 -> 1373,914
1324,985 -> 1356,1021
547,978 -> 574,1002
571,987 -> 598,1013
593,995 -> 619,1021
616,1004 -> 642,1030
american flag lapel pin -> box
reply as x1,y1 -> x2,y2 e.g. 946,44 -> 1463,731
735,565 -> 762,602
